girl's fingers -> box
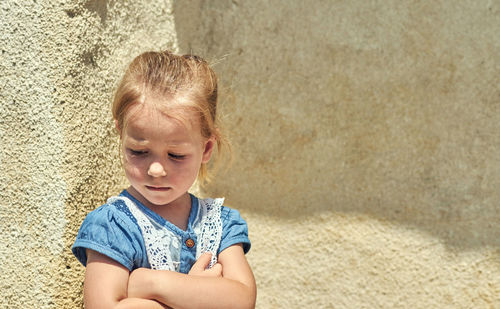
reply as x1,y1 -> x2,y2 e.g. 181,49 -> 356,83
189,252 -> 212,274
209,263 -> 222,277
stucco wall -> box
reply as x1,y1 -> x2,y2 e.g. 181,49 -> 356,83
173,1 -> 500,307
1,0 -> 178,307
1,0 -> 499,308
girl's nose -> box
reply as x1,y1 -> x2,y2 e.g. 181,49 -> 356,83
148,162 -> 167,177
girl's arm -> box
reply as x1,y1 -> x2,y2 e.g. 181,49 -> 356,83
127,244 -> 257,309
84,249 -> 167,309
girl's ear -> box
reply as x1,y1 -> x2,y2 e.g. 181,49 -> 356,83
201,137 -> 216,164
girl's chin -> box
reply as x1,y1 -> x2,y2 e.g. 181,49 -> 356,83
142,195 -> 174,207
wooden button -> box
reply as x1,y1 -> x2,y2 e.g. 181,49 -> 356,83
185,238 -> 195,248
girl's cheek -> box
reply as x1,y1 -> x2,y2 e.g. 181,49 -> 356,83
124,161 -> 145,178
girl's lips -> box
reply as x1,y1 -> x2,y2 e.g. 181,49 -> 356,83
146,186 -> 170,191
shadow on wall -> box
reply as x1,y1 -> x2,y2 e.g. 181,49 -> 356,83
172,0 -> 500,250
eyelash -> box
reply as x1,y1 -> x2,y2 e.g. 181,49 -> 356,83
128,149 -> 147,156
168,153 -> 186,160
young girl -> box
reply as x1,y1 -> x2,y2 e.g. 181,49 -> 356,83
72,50 -> 256,308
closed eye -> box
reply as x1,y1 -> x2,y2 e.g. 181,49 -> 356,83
169,153 -> 186,160
127,149 -> 148,156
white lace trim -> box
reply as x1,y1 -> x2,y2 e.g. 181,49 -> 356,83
193,197 -> 224,268
108,195 -> 223,271
108,196 -> 181,271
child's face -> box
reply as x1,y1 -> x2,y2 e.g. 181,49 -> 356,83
120,100 -> 213,208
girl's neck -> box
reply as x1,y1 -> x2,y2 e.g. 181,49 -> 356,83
126,186 -> 192,231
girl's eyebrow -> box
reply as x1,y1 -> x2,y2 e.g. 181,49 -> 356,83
164,141 -> 193,149
127,136 -> 193,149
125,136 -> 149,145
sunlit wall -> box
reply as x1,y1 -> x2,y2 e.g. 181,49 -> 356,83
1,1 -> 498,307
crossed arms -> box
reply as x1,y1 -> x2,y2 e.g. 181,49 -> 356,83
84,244 -> 256,309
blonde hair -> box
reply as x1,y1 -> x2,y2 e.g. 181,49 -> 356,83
112,50 -> 230,183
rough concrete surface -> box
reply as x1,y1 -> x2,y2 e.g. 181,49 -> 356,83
174,0 -> 500,307
1,0 -> 178,307
1,0 -> 499,308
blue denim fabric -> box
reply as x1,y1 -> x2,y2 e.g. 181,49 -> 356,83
72,190 -> 250,273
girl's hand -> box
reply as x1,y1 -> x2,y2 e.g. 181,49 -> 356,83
188,252 -> 223,277
127,254 -> 222,300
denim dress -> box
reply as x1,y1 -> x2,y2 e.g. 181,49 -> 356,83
72,190 -> 250,274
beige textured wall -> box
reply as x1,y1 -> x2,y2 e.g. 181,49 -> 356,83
0,0 -> 178,307
174,0 -> 500,307
0,0 -> 499,308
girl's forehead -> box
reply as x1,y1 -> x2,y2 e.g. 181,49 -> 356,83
124,102 -> 201,139
126,100 -> 196,125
